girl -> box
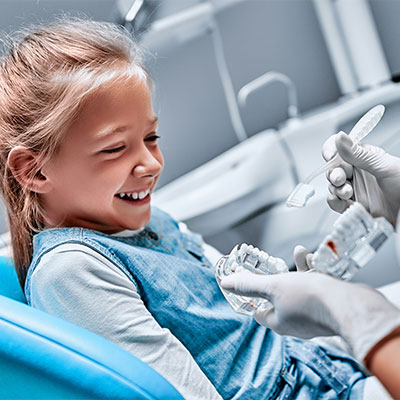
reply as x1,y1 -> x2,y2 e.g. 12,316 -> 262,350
0,17 -> 370,399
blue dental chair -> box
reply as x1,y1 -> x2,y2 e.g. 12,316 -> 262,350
0,256 -> 184,399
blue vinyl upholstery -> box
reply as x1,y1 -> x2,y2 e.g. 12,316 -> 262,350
0,256 -> 26,303
0,256 -> 184,399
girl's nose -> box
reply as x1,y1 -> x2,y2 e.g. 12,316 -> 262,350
132,150 -> 163,178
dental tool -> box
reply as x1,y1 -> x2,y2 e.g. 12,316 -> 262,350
311,202 -> 393,280
286,104 -> 385,208
215,244 -> 288,315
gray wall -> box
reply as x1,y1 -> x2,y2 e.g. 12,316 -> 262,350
0,0 -> 117,30
371,0 -> 400,77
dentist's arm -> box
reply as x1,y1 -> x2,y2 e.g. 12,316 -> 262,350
367,333 -> 400,398
220,269 -> 400,398
323,131 -> 400,226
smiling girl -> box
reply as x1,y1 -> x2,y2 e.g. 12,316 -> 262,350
0,17 -> 371,400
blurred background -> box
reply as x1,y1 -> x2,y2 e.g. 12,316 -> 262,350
1,0 -> 400,287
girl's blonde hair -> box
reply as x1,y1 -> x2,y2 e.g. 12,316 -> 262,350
0,17 -> 150,288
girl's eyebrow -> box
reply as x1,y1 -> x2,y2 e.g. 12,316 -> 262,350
96,126 -> 130,139
95,116 -> 158,140
149,115 -> 158,125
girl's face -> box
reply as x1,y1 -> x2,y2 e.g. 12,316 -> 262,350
41,76 -> 164,233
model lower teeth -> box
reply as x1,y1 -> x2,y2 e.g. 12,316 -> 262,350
215,243 -> 288,315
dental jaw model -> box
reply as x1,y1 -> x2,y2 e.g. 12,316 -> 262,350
311,202 -> 394,280
216,203 -> 392,315
215,244 -> 288,315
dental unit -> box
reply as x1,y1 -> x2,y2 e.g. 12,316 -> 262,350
151,0 -> 400,291
286,104 -> 385,208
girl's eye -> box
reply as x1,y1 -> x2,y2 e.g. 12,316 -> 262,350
145,135 -> 160,142
101,145 -> 126,154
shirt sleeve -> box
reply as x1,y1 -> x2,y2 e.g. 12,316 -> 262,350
29,243 -> 222,400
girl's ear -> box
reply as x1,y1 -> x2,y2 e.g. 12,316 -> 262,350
7,146 -> 52,193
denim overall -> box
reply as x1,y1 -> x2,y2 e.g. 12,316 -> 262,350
25,207 -> 366,399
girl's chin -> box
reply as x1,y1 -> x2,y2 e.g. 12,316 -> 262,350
127,213 -> 151,230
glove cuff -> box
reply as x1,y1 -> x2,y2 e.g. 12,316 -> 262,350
363,325 -> 400,369
351,314 -> 400,365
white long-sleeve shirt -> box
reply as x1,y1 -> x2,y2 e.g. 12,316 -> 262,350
29,227 -> 223,400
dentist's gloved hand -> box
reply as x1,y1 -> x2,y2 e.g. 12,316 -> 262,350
323,131 -> 400,226
220,267 -> 400,365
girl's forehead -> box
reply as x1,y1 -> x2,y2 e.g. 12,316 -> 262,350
84,76 -> 151,110
66,78 -> 154,141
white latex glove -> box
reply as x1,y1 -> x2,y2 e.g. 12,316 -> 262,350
220,268 -> 400,364
323,131 -> 400,226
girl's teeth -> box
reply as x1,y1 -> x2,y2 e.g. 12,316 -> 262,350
118,189 -> 150,200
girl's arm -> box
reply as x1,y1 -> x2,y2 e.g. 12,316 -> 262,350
29,244 -> 222,400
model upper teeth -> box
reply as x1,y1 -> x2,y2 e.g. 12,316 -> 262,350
117,188 -> 150,200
